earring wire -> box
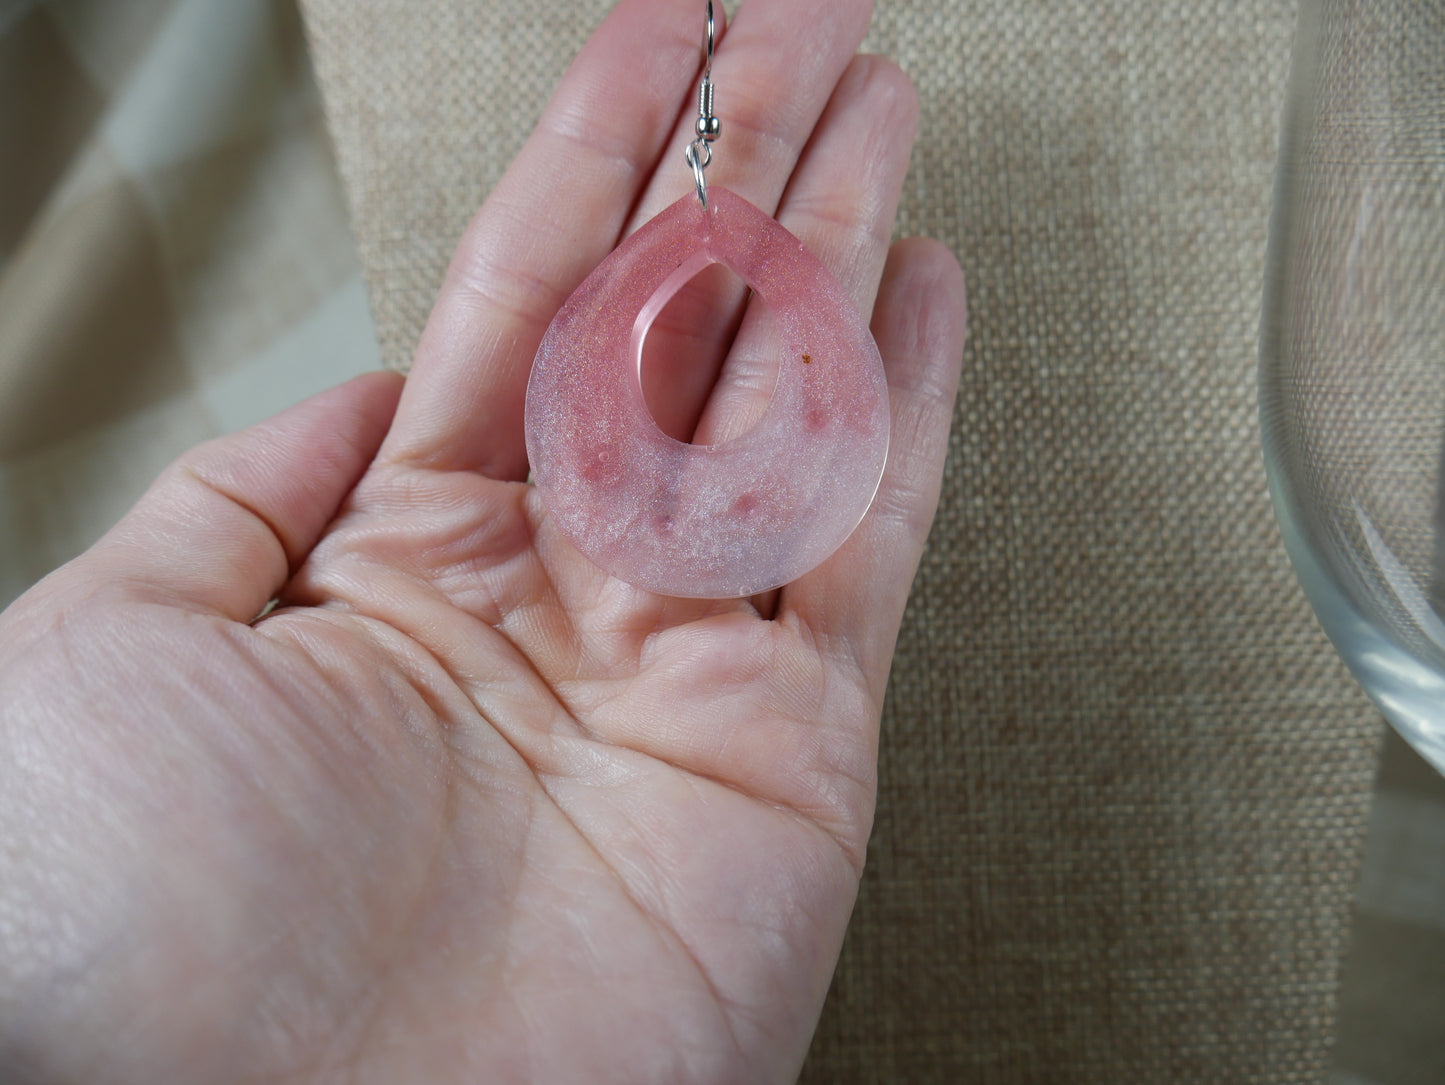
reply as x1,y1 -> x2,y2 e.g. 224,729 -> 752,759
684,1 -> 721,208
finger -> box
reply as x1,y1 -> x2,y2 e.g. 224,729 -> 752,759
381,0 -> 725,479
777,239 -> 967,698
61,372 -> 403,622
628,0 -> 876,227
631,0 -> 878,440
690,54 -> 918,446
639,261 -> 749,442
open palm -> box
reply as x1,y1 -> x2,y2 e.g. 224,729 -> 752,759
0,1 -> 966,1082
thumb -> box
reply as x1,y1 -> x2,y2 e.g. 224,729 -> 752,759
51,371 -> 404,622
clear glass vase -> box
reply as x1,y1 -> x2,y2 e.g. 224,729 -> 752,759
1260,0 -> 1445,772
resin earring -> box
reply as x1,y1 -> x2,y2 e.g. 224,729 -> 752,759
524,1 -> 889,598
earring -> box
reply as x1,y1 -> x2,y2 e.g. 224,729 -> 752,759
524,1 -> 889,599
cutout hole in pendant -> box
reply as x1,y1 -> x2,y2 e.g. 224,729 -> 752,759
638,260 -> 782,447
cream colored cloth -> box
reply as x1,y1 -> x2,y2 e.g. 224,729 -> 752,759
0,0 -> 377,608
1335,728 -> 1445,1084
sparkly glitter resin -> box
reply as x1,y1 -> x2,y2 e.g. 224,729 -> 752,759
524,187 -> 889,598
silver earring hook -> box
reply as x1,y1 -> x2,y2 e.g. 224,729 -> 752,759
684,1 -> 721,208
703,0 -> 715,78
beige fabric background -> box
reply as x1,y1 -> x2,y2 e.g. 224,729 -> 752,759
4,0 -> 1444,1081
1336,728 -> 1445,1085
296,0 -> 1382,1080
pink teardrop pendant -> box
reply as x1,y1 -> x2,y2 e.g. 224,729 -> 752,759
524,187 -> 889,598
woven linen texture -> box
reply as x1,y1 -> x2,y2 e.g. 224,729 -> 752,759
297,0 -> 1383,1079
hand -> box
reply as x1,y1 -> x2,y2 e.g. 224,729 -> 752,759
0,0 -> 966,1081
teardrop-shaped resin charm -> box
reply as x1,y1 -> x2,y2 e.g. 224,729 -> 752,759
524,187 -> 889,598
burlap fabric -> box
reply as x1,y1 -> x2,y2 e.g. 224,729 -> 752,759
295,0 -> 1384,1079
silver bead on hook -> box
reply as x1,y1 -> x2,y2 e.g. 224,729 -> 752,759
684,1 -> 720,208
